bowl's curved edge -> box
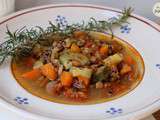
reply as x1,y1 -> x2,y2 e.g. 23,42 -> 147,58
0,3 -> 160,120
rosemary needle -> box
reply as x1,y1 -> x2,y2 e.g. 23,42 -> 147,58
0,7 -> 133,65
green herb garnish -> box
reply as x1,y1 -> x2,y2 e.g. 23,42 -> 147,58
0,7 -> 133,65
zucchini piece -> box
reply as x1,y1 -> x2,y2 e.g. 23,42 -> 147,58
103,53 -> 123,66
59,53 -> 72,69
92,66 -> 111,83
59,52 -> 89,69
70,67 -> 92,78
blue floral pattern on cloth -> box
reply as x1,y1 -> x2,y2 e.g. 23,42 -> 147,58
106,107 -> 123,115
14,97 -> 29,105
55,15 -> 68,29
120,25 -> 131,33
156,64 -> 160,69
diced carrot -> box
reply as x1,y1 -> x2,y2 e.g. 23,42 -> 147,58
61,71 -> 73,87
99,45 -> 109,55
24,57 -> 35,67
125,56 -> 135,65
78,76 -> 90,87
120,64 -> 132,75
22,69 -> 41,80
70,43 -> 81,53
41,63 -> 57,80
74,31 -> 87,39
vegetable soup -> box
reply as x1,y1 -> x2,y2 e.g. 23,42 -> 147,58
11,32 -> 144,104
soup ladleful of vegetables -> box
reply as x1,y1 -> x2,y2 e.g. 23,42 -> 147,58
11,31 -> 144,104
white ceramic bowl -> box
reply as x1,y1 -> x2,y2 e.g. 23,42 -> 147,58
0,4 -> 160,120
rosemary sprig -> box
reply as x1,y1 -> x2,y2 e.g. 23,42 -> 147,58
0,7 -> 133,65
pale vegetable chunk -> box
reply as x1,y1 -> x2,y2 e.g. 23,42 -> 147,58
103,53 -> 123,66
59,52 -> 89,69
33,60 -> 43,69
70,67 -> 92,78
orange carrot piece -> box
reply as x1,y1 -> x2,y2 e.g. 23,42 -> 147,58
78,76 -> 90,87
99,45 -> 109,55
125,56 -> 135,65
22,69 -> 41,80
70,43 -> 81,53
41,63 -> 57,80
61,71 -> 73,87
